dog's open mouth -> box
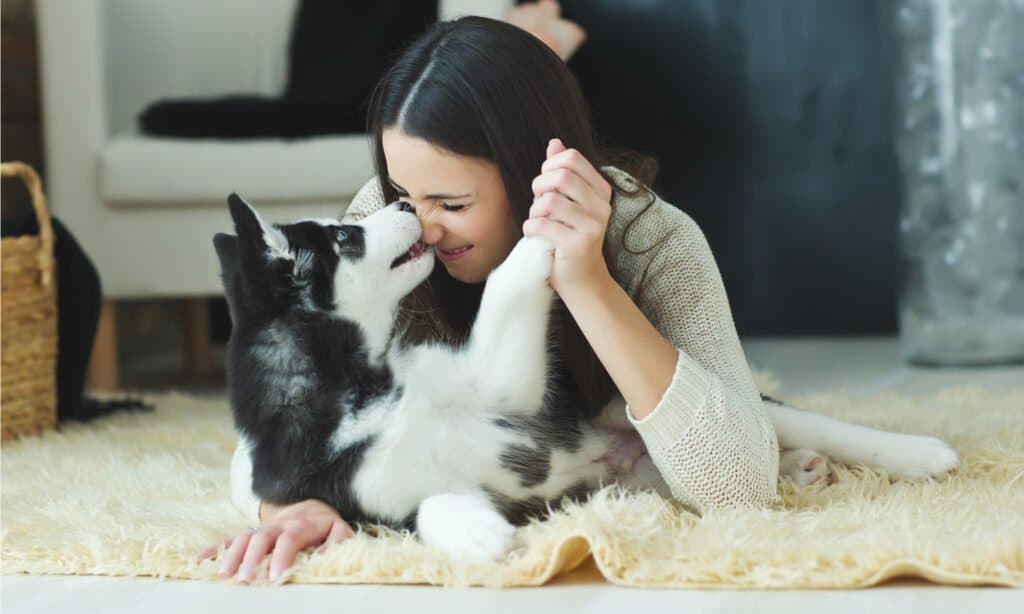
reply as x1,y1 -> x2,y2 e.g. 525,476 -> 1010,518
390,239 -> 429,269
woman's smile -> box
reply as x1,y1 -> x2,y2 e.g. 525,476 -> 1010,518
436,244 -> 475,262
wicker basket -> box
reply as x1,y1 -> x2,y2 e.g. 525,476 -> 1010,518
1,161 -> 58,441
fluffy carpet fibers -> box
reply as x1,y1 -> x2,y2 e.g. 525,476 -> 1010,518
2,380 -> 1022,588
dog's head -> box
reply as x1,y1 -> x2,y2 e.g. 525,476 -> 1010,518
213,194 -> 434,325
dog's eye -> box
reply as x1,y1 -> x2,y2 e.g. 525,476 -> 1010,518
334,227 -> 348,242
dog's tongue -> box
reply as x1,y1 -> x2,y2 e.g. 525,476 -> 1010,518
391,240 -> 428,269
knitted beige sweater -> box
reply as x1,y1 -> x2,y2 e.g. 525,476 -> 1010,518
230,167 -> 780,524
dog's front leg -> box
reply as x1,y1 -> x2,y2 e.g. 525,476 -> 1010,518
416,491 -> 517,563
466,236 -> 555,410
229,437 -> 263,525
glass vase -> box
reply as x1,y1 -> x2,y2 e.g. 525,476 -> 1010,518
893,0 -> 1024,366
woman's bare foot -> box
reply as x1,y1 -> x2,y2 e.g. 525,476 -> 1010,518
504,0 -> 587,61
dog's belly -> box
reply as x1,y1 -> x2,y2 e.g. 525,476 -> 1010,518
349,404 -> 611,525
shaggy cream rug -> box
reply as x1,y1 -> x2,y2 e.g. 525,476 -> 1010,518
2,380 -> 1022,588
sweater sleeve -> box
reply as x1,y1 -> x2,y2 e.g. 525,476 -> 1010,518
622,208 -> 780,514
340,175 -> 387,223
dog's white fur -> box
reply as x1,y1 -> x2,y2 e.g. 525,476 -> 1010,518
333,208 -> 433,362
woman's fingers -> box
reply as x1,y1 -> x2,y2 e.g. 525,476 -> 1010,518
547,137 -> 567,159
197,538 -> 231,564
216,531 -> 254,578
205,499 -> 350,583
540,140 -> 611,201
532,161 -> 613,222
267,517 -> 354,579
532,167 -> 592,207
237,527 -> 282,583
530,191 -> 599,232
523,215 -> 576,248
316,518 -> 356,555
268,528 -> 308,581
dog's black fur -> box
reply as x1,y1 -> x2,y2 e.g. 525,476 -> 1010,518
215,195 -> 415,525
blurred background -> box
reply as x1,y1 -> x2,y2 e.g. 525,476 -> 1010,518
2,0 -> 1022,411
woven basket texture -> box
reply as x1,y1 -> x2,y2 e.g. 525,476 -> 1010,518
1,161 -> 58,441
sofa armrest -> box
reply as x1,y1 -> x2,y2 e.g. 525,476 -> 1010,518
36,0 -> 108,223
441,0 -> 515,21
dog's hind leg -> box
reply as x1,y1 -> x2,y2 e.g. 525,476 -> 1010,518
763,399 -> 959,479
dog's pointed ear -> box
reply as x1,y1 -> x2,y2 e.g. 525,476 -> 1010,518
213,232 -> 241,319
227,192 -> 290,261
213,232 -> 238,283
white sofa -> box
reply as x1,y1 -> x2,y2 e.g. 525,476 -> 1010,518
35,0 -> 510,388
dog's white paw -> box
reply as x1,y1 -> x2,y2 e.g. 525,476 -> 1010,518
780,449 -> 833,486
872,434 -> 960,479
416,493 -> 516,563
494,236 -> 554,290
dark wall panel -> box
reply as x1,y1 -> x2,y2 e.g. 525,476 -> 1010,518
563,0 -> 900,335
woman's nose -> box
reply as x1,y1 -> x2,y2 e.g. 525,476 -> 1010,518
420,217 -> 444,245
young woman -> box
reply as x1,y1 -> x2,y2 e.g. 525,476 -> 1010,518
204,15 -> 780,583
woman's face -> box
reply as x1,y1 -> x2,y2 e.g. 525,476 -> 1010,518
382,127 -> 521,284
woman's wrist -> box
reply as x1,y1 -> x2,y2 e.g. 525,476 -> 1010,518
258,501 -> 283,523
555,264 -> 617,310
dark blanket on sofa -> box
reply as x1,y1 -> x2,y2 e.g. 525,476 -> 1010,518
138,1 -> 437,139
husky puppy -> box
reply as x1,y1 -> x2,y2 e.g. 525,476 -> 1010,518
214,194 -> 959,562
214,194 -> 652,562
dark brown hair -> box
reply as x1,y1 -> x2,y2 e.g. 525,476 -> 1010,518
366,16 -> 657,418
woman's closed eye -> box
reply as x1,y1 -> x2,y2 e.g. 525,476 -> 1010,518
390,182 -> 470,213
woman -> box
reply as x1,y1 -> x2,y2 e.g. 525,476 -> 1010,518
203,15 -> 779,583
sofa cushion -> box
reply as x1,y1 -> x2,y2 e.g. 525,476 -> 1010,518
100,135 -> 374,205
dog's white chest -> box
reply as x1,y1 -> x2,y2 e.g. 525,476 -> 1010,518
348,400 -> 524,522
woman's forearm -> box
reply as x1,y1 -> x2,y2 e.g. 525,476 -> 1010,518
558,272 -> 677,420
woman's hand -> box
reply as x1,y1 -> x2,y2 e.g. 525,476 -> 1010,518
524,138 -> 615,296
197,498 -> 354,584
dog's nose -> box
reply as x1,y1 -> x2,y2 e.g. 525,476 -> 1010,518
397,200 -> 415,214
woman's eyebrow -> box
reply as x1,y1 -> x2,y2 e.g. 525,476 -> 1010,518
389,178 -> 472,200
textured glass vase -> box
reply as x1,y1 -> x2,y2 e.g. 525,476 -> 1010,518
894,0 -> 1024,366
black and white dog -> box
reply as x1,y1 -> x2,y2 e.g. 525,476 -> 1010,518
214,194 -> 958,562
214,194 -> 659,562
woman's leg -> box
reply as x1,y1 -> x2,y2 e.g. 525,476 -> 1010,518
503,0 -> 587,61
